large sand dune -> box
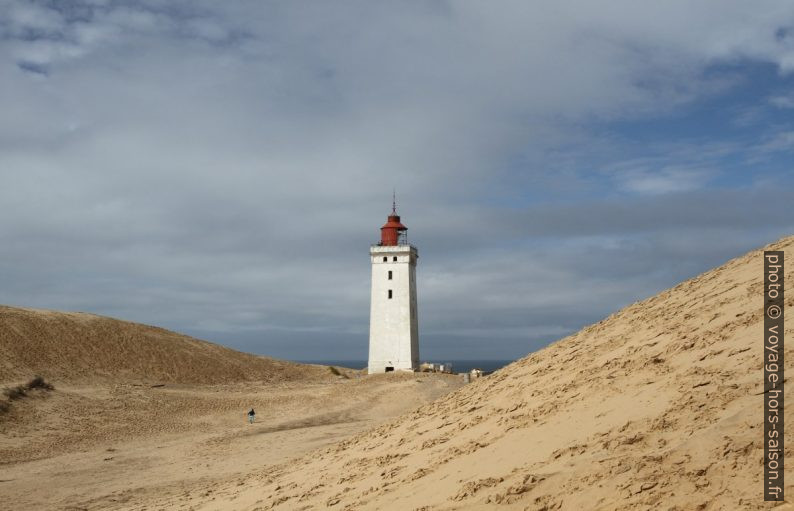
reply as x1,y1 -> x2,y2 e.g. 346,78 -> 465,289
0,307 -> 463,510
0,373 -> 462,509
0,306 -> 329,384
152,236 -> 792,510
2,237 -> 792,510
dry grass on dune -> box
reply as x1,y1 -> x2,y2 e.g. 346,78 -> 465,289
0,306 -> 331,385
178,236 -> 794,510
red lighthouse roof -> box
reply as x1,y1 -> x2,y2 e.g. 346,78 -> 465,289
379,194 -> 407,246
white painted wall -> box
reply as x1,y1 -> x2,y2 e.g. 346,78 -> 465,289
368,245 -> 419,373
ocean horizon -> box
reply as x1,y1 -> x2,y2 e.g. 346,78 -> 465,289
293,359 -> 516,374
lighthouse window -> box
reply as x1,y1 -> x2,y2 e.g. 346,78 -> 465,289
388,290 -> 393,299
383,256 -> 387,262
388,271 -> 392,280
393,256 -> 397,261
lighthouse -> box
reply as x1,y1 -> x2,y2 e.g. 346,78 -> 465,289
368,199 -> 419,374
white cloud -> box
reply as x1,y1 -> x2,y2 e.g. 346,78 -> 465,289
769,91 -> 794,108
0,1 -> 793,359
756,130 -> 794,152
3,1 -> 64,35
614,165 -> 714,195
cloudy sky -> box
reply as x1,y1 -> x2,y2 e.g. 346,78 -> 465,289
2,1 -> 793,362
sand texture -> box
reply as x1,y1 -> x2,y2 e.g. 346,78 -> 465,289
2,236 -> 793,510
146,236 -> 792,510
1,371 -> 462,509
0,306 -> 330,384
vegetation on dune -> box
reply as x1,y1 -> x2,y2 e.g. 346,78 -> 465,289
328,366 -> 350,378
26,375 -> 55,391
0,375 -> 55,415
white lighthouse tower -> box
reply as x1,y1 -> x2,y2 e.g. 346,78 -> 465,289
368,198 -> 419,374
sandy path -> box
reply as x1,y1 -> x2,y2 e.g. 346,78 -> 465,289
0,373 -> 462,510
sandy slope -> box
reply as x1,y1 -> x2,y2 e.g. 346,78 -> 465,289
3,236 -> 792,510
0,373 -> 463,509
140,236 -> 794,510
0,306 -> 329,384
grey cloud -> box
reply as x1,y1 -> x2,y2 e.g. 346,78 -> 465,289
1,1 -> 793,361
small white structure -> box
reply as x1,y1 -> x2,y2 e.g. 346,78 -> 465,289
439,363 -> 453,373
368,201 -> 419,374
418,361 -> 454,374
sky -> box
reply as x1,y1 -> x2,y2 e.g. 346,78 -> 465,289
1,1 -> 793,362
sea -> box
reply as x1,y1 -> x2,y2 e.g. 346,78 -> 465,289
296,360 -> 515,375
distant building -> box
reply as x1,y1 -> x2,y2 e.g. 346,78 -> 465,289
470,368 -> 484,379
438,363 -> 453,373
419,362 -> 435,372
367,198 -> 419,374
418,362 -> 454,374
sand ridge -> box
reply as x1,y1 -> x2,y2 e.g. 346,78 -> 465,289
0,305 -> 330,385
2,236 -> 793,510
149,235 -> 794,510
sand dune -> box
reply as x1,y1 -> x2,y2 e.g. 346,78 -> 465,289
0,306 -> 329,384
0,307 -> 463,510
2,236 -> 792,510
0,373 -> 462,509
148,236 -> 792,510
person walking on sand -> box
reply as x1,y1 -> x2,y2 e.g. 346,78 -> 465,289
248,408 -> 256,424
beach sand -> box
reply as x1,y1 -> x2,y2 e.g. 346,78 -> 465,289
149,236 -> 792,510
2,235 -> 793,510
0,373 -> 462,509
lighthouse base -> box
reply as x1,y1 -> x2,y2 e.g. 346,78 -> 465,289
367,360 -> 417,374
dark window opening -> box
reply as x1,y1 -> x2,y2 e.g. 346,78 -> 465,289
393,256 -> 397,261
383,256 -> 387,262
388,270 -> 392,280
385,366 -> 394,372
388,289 -> 393,299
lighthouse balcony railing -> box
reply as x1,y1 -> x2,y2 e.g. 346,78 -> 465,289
371,242 -> 418,251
